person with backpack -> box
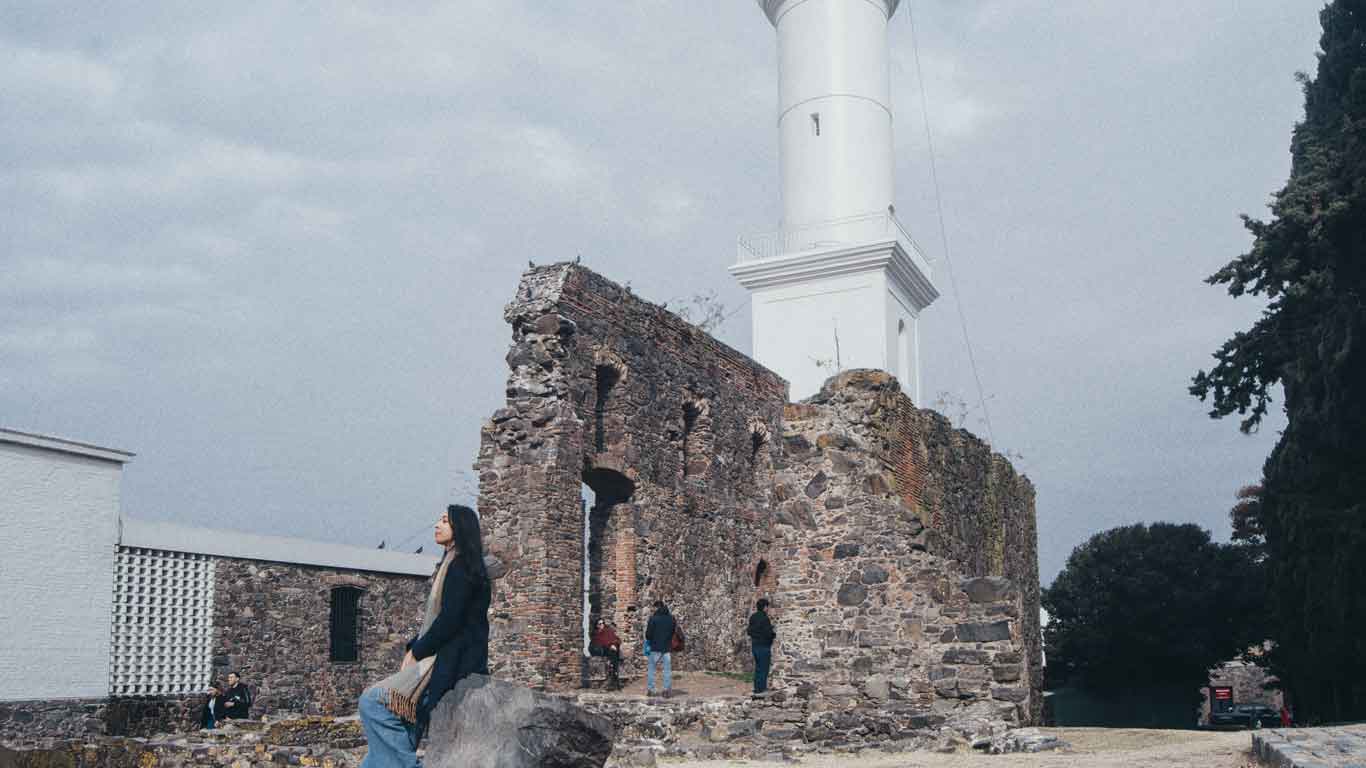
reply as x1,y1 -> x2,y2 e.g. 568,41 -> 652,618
747,599 -> 776,697
644,601 -> 676,698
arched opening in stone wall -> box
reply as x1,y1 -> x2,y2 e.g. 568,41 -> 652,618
681,400 -> 710,478
749,422 -> 769,471
754,559 -> 768,588
581,467 -> 636,683
594,365 -> 621,453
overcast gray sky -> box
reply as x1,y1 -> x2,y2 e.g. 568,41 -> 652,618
1,1 -> 1322,580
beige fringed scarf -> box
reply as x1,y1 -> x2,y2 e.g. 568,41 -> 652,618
374,547 -> 456,723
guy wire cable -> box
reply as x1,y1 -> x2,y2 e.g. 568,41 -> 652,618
904,0 -> 996,448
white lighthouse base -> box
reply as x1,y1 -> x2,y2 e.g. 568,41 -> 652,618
730,232 -> 939,403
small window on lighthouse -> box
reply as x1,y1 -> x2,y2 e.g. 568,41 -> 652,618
810,112 -> 821,136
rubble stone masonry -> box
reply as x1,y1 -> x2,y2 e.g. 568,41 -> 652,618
477,264 -> 1041,726
477,265 -> 788,688
773,371 -> 1040,726
211,559 -> 428,717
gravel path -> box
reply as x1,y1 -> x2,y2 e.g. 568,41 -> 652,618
661,728 -> 1257,768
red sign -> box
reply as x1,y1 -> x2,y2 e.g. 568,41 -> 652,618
1213,687 -> 1233,700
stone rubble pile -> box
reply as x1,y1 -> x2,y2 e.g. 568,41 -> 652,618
577,689 -> 1042,766
971,727 -> 1069,754
4,690 -> 1070,768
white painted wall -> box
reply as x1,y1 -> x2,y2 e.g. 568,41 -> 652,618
750,267 -> 889,400
737,0 -> 936,403
886,282 -> 922,404
766,0 -> 897,228
0,435 -> 126,700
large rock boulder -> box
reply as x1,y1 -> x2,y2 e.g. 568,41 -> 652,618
425,675 -> 615,768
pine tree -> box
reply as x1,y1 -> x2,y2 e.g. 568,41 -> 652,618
1190,0 -> 1366,722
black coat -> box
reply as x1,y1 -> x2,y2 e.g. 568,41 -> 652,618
747,610 -> 775,647
408,561 -> 491,726
645,609 -> 676,653
200,696 -> 222,729
222,683 -> 251,719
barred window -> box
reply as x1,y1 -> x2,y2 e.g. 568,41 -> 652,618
329,587 -> 362,662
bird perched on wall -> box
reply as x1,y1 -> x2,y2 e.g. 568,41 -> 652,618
575,254 -> 582,264
528,259 -> 535,267
377,540 -> 386,550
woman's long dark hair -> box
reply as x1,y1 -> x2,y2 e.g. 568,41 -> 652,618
447,504 -> 488,583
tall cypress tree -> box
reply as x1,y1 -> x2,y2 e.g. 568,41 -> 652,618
1191,0 -> 1366,722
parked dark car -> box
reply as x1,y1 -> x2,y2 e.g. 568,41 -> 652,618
1210,704 -> 1280,729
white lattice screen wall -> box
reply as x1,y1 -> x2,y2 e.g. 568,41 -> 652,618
110,548 -> 215,696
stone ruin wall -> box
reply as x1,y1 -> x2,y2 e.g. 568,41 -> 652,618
477,263 -> 1041,724
477,264 -> 787,689
769,371 -> 1041,726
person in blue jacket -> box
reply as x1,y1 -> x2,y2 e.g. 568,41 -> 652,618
358,505 -> 491,768
644,601 -> 676,698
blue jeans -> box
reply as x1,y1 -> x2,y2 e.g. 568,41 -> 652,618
647,651 -> 671,693
359,686 -> 422,768
753,644 -> 772,693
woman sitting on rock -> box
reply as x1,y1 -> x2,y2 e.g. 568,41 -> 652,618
358,504 -> 491,768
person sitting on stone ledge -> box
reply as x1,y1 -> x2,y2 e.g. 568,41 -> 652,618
200,681 -> 224,729
645,601 -> 676,699
222,671 -> 252,719
358,504 -> 491,768
588,618 -> 623,690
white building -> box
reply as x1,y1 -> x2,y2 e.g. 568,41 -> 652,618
732,0 -> 939,402
0,429 -> 132,701
0,427 -> 435,735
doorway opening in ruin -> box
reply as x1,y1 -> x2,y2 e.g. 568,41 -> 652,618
580,467 -> 635,686
754,559 -> 768,587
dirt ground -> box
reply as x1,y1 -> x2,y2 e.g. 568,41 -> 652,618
598,670 -> 753,699
661,728 -> 1257,768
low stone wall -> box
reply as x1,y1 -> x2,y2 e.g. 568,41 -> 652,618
0,696 -> 198,746
0,717 -> 367,768
1252,725 -> 1366,768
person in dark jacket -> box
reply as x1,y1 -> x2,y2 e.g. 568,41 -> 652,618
747,599 -> 776,696
199,682 -> 223,729
589,619 -> 623,690
358,504 -> 491,768
644,601 -> 676,698
221,672 -> 252,719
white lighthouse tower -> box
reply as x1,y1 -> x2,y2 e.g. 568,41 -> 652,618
731,0 -> 938,402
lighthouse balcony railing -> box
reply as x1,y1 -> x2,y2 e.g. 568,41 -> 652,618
736,211 -> 933,277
